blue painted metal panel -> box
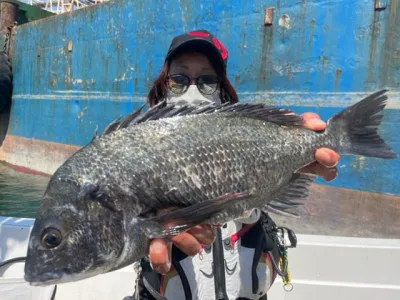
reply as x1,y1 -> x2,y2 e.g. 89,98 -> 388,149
9,0 -> 400,195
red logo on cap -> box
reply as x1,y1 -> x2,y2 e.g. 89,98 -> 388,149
212,37 -> 228,60
188,31 -> 210,37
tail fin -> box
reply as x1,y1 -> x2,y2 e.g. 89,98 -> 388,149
326,89 -> 397,159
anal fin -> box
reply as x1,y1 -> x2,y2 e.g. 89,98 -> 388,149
264,173 -> 316,217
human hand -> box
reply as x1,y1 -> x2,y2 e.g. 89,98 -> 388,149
298,112 -> 341,181
148,216 -> 215,274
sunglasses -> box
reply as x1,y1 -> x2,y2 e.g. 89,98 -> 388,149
166,74 -> 219,95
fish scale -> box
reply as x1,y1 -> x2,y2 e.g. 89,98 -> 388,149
63,114 -> 312,212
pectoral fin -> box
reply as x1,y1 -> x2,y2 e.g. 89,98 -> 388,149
141,192 -> 254,238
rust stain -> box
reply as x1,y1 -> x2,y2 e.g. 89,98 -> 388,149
316,55 -> 330,72
240,20 -> 248,57
285,63 -> 292,80
379,0 -> 400,87
146,60 -> 153,86
264,7 -> 274,26
305,18 -> 316,83
334,68 -> 342,90
259,26 -> 273,89
0,1 -> 17,35
68,41 -> 73,52
298,0 -> 308,55
63,40 -> 73,90
234,75 -> 240,87
134,77 -> 138,94
366,5 -> 383,89
375,0 -> 388,11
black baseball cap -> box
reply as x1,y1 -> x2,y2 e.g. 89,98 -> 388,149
164,30 -> 228,74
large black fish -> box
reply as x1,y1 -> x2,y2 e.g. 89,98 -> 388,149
24,90 -> 396,285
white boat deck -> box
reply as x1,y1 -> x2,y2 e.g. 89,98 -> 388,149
1,216 -> 400,300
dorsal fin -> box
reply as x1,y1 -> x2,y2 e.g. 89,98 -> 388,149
96,101 -> 304,138
217,103 -> 304,126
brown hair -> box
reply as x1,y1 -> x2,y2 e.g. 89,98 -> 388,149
147,49 -> 239,107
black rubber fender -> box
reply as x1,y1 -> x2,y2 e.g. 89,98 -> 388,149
0,51 -> 13,112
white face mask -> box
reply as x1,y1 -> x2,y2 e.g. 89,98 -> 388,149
166,85 -> 221,106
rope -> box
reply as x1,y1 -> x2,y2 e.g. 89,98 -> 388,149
0,256 -> 58,299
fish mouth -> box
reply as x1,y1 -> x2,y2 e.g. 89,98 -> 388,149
24,264 -> 101,286
24,271 -> 64,286
24,265 -> 73,286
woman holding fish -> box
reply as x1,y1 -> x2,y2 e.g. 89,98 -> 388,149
133,30 -> 341,300
24,29 -> 395,298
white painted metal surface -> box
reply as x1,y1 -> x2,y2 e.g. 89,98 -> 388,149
1,216 -> 400,300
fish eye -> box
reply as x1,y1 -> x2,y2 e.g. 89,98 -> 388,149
41,228 -> 62,249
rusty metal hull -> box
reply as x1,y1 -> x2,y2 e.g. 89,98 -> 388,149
0,1 -> 17,35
